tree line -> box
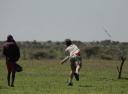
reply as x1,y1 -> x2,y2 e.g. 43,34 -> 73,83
0,40 -> 128,60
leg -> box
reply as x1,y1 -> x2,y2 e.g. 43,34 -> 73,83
68,62 -> 76,86
68,70 -> 75,86
75,56 -> 82,74
75,62 -> 81,74
7,71 -> 11,86
11,71 -> 16,87
74,60 -> 82,81
6,62 -> 11,86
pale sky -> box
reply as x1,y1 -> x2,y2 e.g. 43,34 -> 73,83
0,0 -> 128,42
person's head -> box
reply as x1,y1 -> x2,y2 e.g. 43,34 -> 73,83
7,35 -> 15,42
65,39 -> 72,46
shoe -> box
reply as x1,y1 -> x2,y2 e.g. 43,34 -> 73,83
74,73 -> 79,81
8,83 -> 10,86
68,82 -> 73,86
11,84 -> 14,87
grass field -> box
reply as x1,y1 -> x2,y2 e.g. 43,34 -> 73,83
0,59 -> 128,94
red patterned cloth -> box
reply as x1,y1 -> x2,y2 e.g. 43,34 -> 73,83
6,62 -> 16,72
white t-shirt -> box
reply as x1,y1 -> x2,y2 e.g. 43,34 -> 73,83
65,44 -> 80,57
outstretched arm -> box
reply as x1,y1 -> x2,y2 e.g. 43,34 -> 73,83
60,56 -> 69,64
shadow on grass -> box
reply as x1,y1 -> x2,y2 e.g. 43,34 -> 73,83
119,77 -> 128,80
79,85 -> 94,88
99,77 -> 128,81
98,77 -> 116,81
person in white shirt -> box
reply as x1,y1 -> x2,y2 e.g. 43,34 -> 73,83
61,39 -> 82,86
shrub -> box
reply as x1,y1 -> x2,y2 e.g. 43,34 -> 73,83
100,54 -> 113,60
30,51 -> 55,60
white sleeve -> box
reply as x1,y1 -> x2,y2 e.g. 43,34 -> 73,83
65,48 -> 69,56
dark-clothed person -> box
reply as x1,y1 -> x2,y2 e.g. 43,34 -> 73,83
3,35 -> 20,87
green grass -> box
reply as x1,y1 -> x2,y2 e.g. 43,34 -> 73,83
0,59 -> 128,94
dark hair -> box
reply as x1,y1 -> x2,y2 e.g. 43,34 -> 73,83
7,35 -> 15,43
65,39 -> 72,46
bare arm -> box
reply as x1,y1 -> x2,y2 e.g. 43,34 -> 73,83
60,56 -> 69,64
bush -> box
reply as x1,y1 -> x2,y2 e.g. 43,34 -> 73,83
84,46 -> 100,58
30,51 -> 55,60
100,54 -> 113,60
